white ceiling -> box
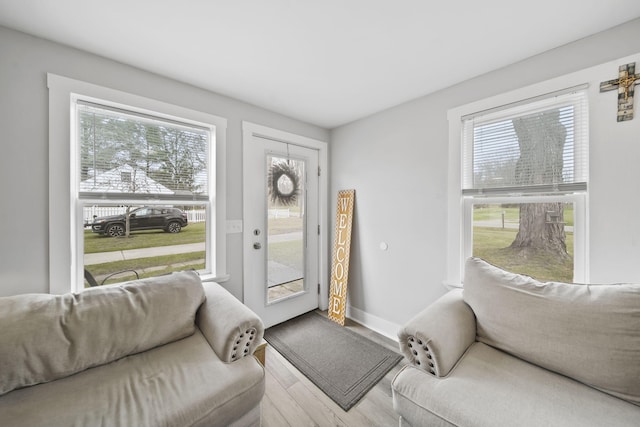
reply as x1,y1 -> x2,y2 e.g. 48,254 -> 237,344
1,1 -> 640,128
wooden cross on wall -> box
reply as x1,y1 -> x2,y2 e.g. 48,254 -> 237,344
600,62 -> 640,122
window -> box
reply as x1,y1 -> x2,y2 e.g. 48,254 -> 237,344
77,101 -> 211,286
48,74 -> 227,293
454,86 -> 588,284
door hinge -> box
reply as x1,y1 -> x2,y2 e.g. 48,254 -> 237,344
318,166 -> 321,176
318,224 -> 320,235
317,283 -> 321,294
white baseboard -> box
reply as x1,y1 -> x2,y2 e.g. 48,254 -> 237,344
346,305 -> 401,343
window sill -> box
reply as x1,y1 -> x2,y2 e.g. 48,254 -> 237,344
200,273 -> 230,283
443,280 -> 463,291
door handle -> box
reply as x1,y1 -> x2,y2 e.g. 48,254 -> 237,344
253,242 -> 262,250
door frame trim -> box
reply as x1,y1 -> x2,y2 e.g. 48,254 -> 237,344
242,122 -> 329,310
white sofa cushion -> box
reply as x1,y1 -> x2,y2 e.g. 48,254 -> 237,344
392,342 -> 640,427
0,271 -> 205,395
0,329 -> 265,427
463,257 -> 640,405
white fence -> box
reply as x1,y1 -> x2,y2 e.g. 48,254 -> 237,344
84,207 -> 297,225
185,210 -> 207,223
83,206 -> 126,224
83,206 -> 207,225
268,209 -> 301,218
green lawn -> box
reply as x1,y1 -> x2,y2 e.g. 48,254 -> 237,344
473,206 -> 520,222
84,222 -> 207,286
473,226 -> 574,282
84,222 -> 206,253
269,240 -> 304,270
85,251 -> 205,286
268,216 -> 303,235
85,213 -> 574,285
472,204 -> 575,282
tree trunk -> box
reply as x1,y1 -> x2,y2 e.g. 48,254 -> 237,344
510,110 -> 569,259
125,206 -> 131,238
510,202 -> 568,259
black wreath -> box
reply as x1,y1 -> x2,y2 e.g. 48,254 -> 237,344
268,161 -> 300,206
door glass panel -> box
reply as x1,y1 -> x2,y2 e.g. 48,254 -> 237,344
266,155 -> 305,303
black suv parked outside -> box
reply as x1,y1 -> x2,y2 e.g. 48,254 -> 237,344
91,206 -> 188,237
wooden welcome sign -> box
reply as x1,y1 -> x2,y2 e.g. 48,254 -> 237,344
328,189 -> 355,326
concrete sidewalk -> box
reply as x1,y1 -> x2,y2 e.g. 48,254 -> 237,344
84,231 -> 303,266
84,242 -> 205,265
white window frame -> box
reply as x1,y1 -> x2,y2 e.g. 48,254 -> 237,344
462,194 -> 587,280
48,74 -> 227,294
447,77 -> 590,288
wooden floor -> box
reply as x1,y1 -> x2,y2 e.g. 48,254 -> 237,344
261,311 -> 409,427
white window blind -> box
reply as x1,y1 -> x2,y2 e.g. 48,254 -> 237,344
77,101 -> 210,201
462,87 -> 588,195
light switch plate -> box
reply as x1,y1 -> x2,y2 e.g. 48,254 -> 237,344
226,219 -> 243,234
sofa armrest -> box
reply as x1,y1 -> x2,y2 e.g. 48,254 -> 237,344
196,282 -> 265,363
398,289 -> 476,377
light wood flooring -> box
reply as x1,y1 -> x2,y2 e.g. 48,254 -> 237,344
261,312 -> 409,427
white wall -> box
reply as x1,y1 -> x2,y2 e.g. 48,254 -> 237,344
330,18 -> 640,338
3,19 -> 640,338
0,26 -> 329,298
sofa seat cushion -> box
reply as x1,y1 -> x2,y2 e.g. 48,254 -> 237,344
0,271 -> 205,396
392,342 -> 640,427
463,257 -> 640,405
0,329 -> 265,427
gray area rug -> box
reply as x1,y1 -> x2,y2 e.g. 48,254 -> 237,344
264,311 -> 403,411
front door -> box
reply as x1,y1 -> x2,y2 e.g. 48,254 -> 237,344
243,129 -> 321,328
